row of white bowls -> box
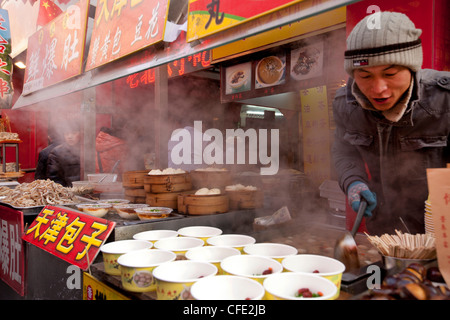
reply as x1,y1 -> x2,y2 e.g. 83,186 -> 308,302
100,226 -> 344,300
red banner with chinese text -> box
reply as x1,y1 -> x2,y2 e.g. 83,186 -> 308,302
187,0 -> 305,42
22,0 -> 90,95
0,9 -> 13,108
0,205 -> 25,296
86,0 -> 170,71
22,206 -> 115,271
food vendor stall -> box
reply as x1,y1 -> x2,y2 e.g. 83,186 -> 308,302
2,0 -> 448,302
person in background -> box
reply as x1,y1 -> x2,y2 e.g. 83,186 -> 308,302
95,126 -> 127,175
47,121 -> 81,187
332,11 -> 449,235
35,127 -> 62,180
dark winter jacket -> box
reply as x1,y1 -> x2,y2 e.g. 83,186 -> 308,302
47,143 -> 81,187
35,142 -> 61,180
332,69 -> 450,235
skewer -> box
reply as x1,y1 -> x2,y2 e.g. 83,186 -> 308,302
365,230 -> 436,259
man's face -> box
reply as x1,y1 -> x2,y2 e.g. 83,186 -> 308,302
64,131 -> 80,146
353,65 -> 412,111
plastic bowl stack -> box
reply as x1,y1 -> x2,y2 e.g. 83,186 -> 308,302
424,199 -> 434,235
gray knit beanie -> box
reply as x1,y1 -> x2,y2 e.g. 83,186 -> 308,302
344,12 -> 423,76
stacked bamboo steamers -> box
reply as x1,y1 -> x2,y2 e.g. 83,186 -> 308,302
100,226 -> 345,300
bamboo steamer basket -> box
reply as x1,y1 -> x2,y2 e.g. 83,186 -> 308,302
178,193 -> 229,215
143,173 -> 192,193
122,170 -> 149,188
146,190 -> 192,209
190,169 -> 232,189
124,195 -> 146,204
124,187 -> 146,198
227,190 -> 264,210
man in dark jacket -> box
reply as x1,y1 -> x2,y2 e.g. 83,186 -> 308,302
47,122 -> 81,187
332,12 -> 449,235
35,127 -> 62,180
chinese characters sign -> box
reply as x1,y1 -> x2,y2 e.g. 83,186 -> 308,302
125,50 -> 211,88
187,0 -> 304,42
86,0 -> 169,71
23,0 -> 89,95
0,206 -> 25,296
300,86 -> 330,185
22,206 -> 115,271
426,168 -> 450,285
0,9 -> 13,108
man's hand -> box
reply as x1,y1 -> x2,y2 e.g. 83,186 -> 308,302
347,181 -> 377,217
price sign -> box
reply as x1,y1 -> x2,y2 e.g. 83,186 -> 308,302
22,206 -> 115,271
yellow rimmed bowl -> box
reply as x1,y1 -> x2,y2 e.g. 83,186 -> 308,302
220,254 -> 283,285
190,275 -> 265,300
185,246 -> 241,274
177,226 -> 223,243
117,249 -> 176,292
154,236 -> 204,260
243,243 -> 298,262
263,272 -> 337,300
100,240 -> 153,275
132,229 -> 179,244
206,234 -> 256,252
281,254 -> 345,299
152,260 -> 218,300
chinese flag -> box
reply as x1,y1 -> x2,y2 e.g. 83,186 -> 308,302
37,0 -> 62,26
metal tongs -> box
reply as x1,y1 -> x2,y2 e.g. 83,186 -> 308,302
334,199 -> 367,272
98,160 -> 120,183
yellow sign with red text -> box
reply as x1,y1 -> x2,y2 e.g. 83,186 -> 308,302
187,0 -> 305,42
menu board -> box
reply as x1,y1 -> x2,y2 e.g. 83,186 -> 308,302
300,85 -> 331,185
86,0 -> 169,71
23,0 -> 90,95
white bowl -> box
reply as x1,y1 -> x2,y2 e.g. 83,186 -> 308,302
220,254 -> 283,284
117,249 -> 176,292
243,243 -> 298,261
177,226 -> 222,241
133,230 -> 179,243
281,254 -> 345,299
190,275 -> 265,300
152,260 -> 218,300
185,246 -> 241,274
100,240 -> 153,276
154,236 -> 204,259
206,234 -> 256,252
263,272 -> 337,300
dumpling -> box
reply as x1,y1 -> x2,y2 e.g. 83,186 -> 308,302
208,188 -> 221,195
195,188 -> 210,195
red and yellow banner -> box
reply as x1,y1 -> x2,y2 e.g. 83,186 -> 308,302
86,0 -> 170,71
22,206 -> 115,271
187,0 -> 305,42
23,0 -> 89,95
